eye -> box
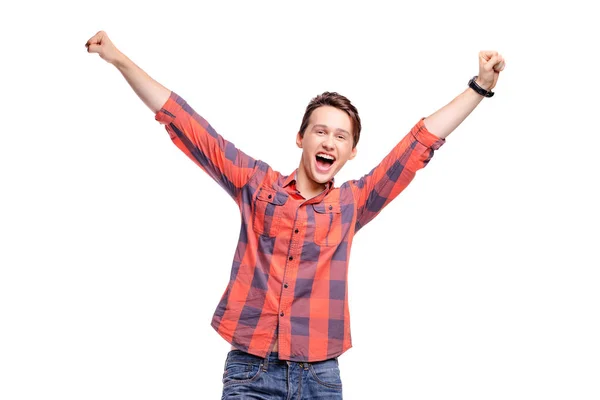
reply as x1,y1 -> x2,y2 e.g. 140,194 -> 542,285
337,135 -> 346,140
317,130 -> 325,135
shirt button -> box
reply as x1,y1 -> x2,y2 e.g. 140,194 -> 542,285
329,205 -> 333,210
280,312 -> 284,317
289,256 -> 293,261
284,283 -> 288,288
295,229 -> 299,234
268,194 -> 272,199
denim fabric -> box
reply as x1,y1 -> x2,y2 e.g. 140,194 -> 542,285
221,350 -> 343,399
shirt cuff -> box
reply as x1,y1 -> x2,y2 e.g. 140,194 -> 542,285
412,118 -> 446,150
155,91 -> 184,125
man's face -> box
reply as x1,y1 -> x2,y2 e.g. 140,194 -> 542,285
296,106 -> 357,185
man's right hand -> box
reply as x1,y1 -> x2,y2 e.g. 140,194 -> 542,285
85,31 -> 122,65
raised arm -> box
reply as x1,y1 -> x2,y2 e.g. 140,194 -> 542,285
423,51 -> 505,139
85,31 -> 259,203
85,31 -> 170,114
351,50 -> 505,230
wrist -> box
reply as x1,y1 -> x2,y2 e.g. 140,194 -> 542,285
111,50 -> 128,69
475,77 -> 493,90
468,76 -> 494,98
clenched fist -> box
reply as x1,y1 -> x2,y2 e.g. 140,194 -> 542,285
476,51 -> 506,90
85,31 -> 123,65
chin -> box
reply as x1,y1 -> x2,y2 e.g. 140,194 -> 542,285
311,168 -> 336,184
313,176 -> 331,184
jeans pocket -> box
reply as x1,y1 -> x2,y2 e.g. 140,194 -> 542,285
222,359 -> 263,387
308,358 -> 343,390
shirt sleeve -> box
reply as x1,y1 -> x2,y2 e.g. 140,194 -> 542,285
349,118 -> 445,231
155,91 -> 258,204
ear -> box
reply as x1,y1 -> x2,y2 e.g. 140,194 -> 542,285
349,146 -> 357,160
296,132 -> 303,148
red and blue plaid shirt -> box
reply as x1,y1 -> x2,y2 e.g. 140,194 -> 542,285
155,91 -> 445,362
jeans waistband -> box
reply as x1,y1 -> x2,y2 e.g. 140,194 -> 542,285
227,349 -> 315,372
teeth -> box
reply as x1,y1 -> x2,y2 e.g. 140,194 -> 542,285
317,153 -> 335,160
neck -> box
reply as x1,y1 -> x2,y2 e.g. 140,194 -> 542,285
296,165 -> 327,199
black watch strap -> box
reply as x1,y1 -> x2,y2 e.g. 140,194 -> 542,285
468,76 -> 494,98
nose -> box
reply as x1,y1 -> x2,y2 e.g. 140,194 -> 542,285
322,134 -> 335,150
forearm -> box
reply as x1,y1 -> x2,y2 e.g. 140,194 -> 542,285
113,52 -> 171,114
423,86 -> 484,139
423,49 -> 505,139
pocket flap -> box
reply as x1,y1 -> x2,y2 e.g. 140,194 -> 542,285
257,188 -> 288,206
312,202 -> 341,214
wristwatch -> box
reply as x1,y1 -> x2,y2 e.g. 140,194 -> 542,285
468,76 -> 494,98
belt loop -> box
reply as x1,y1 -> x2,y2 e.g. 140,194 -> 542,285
262,353 -> 270,372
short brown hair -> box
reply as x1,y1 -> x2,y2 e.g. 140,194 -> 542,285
299,92 -> 361,148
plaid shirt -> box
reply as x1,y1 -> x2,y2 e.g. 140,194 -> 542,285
155,92 -> 445,362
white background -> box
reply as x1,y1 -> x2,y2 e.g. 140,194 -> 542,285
1,1 -> 599,399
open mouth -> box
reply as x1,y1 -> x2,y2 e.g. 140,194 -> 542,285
315,153 -> 336,172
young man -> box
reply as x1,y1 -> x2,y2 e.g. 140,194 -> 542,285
86,31 -> 505,399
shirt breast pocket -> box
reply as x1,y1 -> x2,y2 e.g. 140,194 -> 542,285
312,202 -> 343,247
252,187 -> 288,237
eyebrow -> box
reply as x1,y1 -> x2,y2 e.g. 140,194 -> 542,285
312,124 -> 350,136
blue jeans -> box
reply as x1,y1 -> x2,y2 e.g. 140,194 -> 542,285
221,350 -> 343,399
